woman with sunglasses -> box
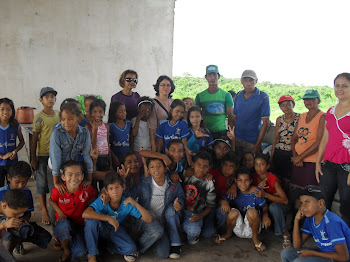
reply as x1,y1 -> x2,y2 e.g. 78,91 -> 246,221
110,69 -> 140,120
148,75 -> 175,151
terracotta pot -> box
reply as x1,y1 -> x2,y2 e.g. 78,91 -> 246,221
16,107 -> 35,124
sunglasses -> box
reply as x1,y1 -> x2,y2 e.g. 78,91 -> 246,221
125,78 -> 138,84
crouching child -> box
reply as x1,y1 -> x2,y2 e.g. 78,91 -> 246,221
0,189 -> 29,262
82,172 -> 152,262
0,161 -> 51,256
137,156 -> 185,259
216,167 -> 270,252
50,160 -> 97,262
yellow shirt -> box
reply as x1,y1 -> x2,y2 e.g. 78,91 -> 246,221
32,110 -> 60,156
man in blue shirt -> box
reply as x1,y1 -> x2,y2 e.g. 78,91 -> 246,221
233,70 -> 270,156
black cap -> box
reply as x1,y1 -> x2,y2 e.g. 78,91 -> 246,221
299,185 -> 325,200
40,87 -> 57,98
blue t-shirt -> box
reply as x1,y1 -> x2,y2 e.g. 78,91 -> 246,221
109,121 -> 131,159
234,88 -> 270,144
156,120 -> 189,152
0,124 -> 20,166
0,184 -> 34,212
302,210 -> 350,257
187,128 -> 214,149
223,189 -> 266,216
90,196 -> 141,223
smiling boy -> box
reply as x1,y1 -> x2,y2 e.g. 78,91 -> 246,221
281,185 -> 350,262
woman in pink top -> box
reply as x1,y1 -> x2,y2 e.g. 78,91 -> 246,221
148,75 -> 175,151
316,73 -> 350,227
291,90 -> 325,187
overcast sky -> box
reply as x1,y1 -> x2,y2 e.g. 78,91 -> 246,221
173,0 -> 349,87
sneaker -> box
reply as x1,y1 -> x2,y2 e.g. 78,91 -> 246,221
169,246 -> 181,259
188,237 -> 199,245
124,252 -> 139,262
13,243 -> 25,255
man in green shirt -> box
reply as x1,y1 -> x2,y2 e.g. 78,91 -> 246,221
195,65 -> 234,139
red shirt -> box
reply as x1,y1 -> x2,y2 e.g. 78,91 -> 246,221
51,184 -> 97,225
253,172 -> 280,203
210,168 -> 234,200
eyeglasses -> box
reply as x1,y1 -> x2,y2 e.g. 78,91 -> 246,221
159,84 -> 171,87
125,78 -> 138,84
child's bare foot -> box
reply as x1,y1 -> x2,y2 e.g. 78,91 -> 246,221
41,209 -> 51,225
88,255 -> 97,262
282,234 -> 292,248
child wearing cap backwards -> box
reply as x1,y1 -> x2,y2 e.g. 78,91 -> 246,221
271,95 -> 299,183
0,189 -> 29,262
281,185 -> 350,262
31,87 -> 59,226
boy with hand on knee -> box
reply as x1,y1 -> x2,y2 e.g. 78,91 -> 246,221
0,189 -> 29,262
83,172 -> 152,262
216,167 -> 270,252
281,185 -> 350,262
50,160 -> 97,262
0,161 -> 51,256
182,150 -> 216,245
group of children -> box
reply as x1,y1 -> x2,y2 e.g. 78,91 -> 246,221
0,88 -> 349,262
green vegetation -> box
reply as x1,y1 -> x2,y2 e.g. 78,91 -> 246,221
172,73 -> 337,122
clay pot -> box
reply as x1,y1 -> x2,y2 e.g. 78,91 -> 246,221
16,107 -> 35,124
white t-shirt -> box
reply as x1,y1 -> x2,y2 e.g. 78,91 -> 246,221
149,177 -> 166,220
131,118 -> 152,151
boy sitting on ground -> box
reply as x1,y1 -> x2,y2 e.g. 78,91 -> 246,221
281,185 -> 350,262
0,189 -> 29,262
216,167 -> 270,252
50,160 -> 97,262
83,172 -> 152,262
0,161 -> 51,256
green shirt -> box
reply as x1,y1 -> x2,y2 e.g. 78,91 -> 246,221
32,110 -> 60,156
195,88 -> 233,132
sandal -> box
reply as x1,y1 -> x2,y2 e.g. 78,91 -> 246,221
254,242 -> 266,252
214,235 -> 227,244
283,234 -> 292,248
58,254 -> 71,262
41,216 -> 51,225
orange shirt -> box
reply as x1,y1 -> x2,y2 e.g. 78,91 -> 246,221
295,111 -> 324,163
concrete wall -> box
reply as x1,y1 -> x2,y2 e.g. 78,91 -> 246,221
0,0 -> 175,115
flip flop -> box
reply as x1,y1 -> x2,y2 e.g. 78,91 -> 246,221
254,242 -> 266,252
41,217 -> 51,225
214,235 -> 227,244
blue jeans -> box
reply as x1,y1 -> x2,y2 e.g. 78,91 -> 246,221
164,205 -> 182,246
54,219 -> 86,260
84,219 -> 136,257
5,222 -> 51,249
269,202 -> 291,235
281,247 -> 333,262
139,219 -> 166,258
215,205 -> 229,234
201,207 -> 216,238
35,156 -> 54,194
183,209 -> 215,243
319,161 -> 350,227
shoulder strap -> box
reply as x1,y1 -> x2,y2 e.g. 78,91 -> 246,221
154,99 -> 169,115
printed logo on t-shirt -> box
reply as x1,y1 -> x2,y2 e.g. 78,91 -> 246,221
175,128 -> 181,135
320,230 -> 328,241
206,102 -> 225,114
79,191 -> 89,203
59,198 -> 70,204
10,134 -> 15,141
